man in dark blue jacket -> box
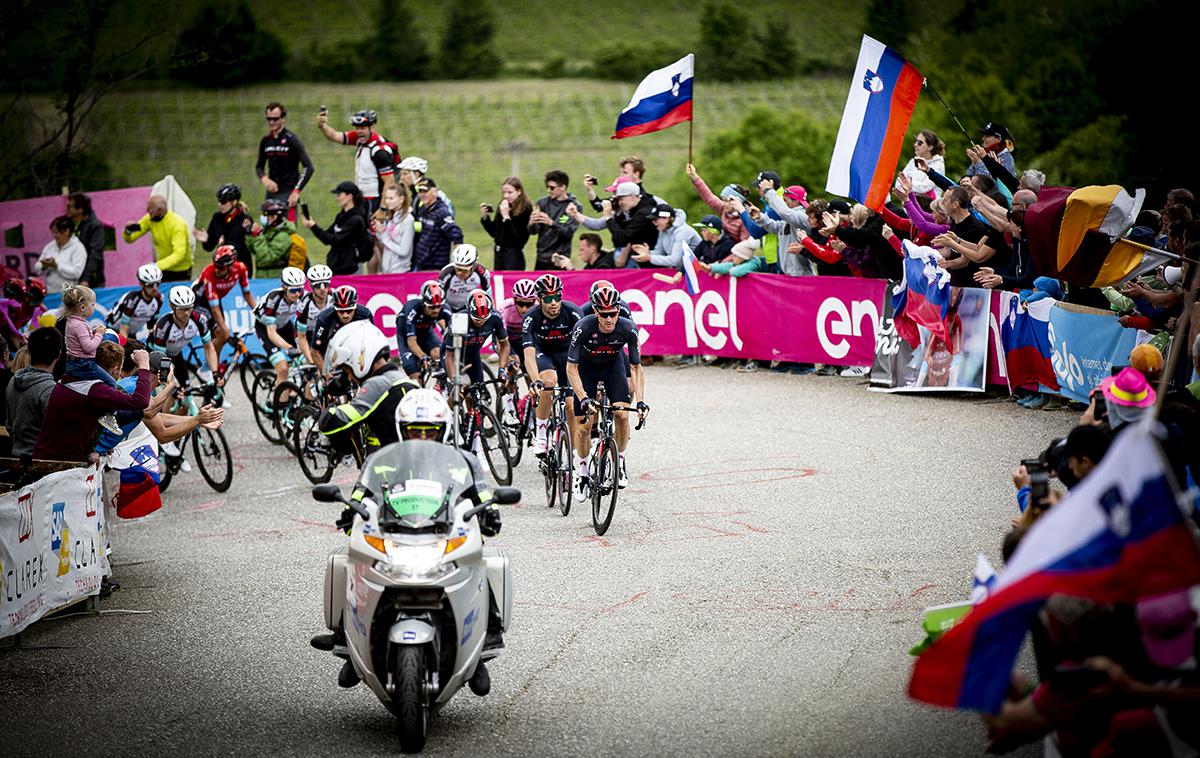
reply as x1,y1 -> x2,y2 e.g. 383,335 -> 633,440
413,178 -> 463,271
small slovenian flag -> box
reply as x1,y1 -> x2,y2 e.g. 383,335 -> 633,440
826,36 -> 924,210
613,54 -> 694,140
892,241 -> 952,351
681,246 -> 701,295
1000,293 -> 1060,391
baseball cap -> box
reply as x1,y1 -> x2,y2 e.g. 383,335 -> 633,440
981,122 -> 1013,144
1127,225 -> 1156,247
416,177 -> 437,191
331,180 -> 358,194
614,182 -> 641,198
1060,424 -> 1111,465
1136,590 -> 1197,668
692,214 -> 722,232
654,202 -> 674,219
783,185 -> 809,207
755,170 -> 781,188
605,176 -> 635,193
828,200 -> 852,214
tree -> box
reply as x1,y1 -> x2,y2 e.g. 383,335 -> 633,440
697,3 -> 759,81
368,0 -> 430,81
865,0 -> 911,49
170,0 -> 286,88
437,0 -> 501,80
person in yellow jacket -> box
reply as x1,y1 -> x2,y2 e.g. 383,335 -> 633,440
122,195 -> 193,281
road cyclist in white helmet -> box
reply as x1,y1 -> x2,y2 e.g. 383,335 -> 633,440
107,264 -> 164,338
295,264 -> 334,368
437,243 -> 491,313
252,266 -> 308,387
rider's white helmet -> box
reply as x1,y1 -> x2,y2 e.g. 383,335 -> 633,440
306,264 -> 333,284
137,263 -> 163,285
398,156 -> 428,174
324,320 -> 391,380
168,286 -> 195,309
451,243 -> 478,268
395,388 -> 449,441
281,267 -> 306,287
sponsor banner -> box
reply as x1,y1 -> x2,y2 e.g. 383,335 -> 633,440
1,467 -> 109,638
870,283 -> 991,392
1041,303 -> 1139,403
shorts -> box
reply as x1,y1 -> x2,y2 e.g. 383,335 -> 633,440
534,350 -> 570,387
169,352 -> 192,386
255,323 -> 296,365
462,346 -> 486,385
400,330 -> 444,375
573,359 -> 630,415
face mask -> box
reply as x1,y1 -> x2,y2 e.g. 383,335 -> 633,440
260,215 -> 269,226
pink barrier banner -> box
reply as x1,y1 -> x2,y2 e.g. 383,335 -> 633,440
986,290 -> 1008,387
0,187 -> 155,287
338,271 -> 889,366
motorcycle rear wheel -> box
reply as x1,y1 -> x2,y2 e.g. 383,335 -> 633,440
394,646 -> 427,754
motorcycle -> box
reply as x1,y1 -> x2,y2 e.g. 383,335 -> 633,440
312,440 -> 519,753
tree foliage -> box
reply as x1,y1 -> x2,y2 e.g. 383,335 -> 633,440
368,0 -> 430,82
437,0 -> 501,80
170,1 -> 285,88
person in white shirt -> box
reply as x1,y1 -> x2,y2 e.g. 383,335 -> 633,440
371,184 -> 414,273
898,129 -> 946,198
38,216 -> 88,291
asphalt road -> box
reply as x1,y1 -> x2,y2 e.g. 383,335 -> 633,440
0,365 -> 1073,756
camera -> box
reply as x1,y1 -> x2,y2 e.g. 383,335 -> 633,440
148,351 -> 171,383
1021,457 -> 1050,508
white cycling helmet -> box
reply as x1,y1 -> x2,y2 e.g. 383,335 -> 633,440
307,264 -> 333,284
281,266 -> 306,287
395,388 -> 449,441
398,156 -> 428,174
325,320 -> 391,380
137,263 -> 163,285
451,243 -> 478,268
168,285 -> 195,309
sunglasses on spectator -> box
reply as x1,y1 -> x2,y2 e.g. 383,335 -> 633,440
514,299 -> 535,307
541,294 -> 562,303
286,287 -> 304,294
596,310 -> 619,319
266,116 -> 283,122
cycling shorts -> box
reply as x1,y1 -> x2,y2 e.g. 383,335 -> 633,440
255,323 -> 296,366
400,331 -> 444,375
535,350 -> 570,387
573,360 -> 630,416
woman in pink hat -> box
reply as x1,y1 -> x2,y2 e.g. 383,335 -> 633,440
1098,367 -> 1157,429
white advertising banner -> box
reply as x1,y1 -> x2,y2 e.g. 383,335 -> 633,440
1,466 -> 110,638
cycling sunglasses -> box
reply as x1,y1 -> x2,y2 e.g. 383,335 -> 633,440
286,287 -> 304,294
311,282 -> 330,289
514,299 -> 535,308
541,294 -> 562,303
596,310 -> 620,319
405,424 -> 442,440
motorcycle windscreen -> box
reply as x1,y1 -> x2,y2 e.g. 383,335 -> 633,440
358,440 -> 475,531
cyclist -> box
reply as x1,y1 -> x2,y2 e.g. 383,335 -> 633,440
498,278 -> 537,422
399,281 -> 450,380
589,278 -> 632,319
108,264 -> 165,338
315,108 -> 395,213
294,264 -> 333,366
194,183 -> 253,269
253,266 -> 307,387
309,285 -> 374,374
191,244 -> 255,363
318,320 -> 418,457
521,273 -> 583,455
446,288 -> 510,390
567,285 -> 647,496
437,243 -> 492,313
148,286 -> 221,388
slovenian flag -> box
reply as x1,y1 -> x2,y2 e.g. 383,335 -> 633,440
681,247 -> 701,295
909,424 -> 1200,712
892,241 -> 952,351
826,36 -> 924,210
613,54 -> 694,140
999,292 -> 1059,391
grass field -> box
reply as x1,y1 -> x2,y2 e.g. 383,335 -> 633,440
77,77 -> 848,268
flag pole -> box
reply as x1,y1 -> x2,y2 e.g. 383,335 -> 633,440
688,118 -> 694,165
922,79 -> 972,144
1152,283 -> 1197,417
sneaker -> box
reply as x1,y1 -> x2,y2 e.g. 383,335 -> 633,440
502,407 -> 519,426
701,354 -> 719,364
99,577 -> 120,598
1042,396 -> 1069,411
573,476 -> 590,501
161,441 -> 182,458
839,365 -> 869,378
99,414 -> 121,434
1025,394 -> 1049,410
736,361 -> 759,373
179,457 -> 193,473
533,436 -> 547,456
791,365 -> 817,375
197,367 -> 214,384
618,457 -> 628,489
816,365 -> 840,376
337,660 -> 360,688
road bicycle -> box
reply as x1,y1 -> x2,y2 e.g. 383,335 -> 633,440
158,383 -> 233,493
455,380 -> 514,485
538,385 -> 574,516
584,381 -> 647,536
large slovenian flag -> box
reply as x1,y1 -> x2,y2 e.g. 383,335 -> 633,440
892,241 -> 953,351
826,36 -> 924,210
909,424 -> 1200,712
999,292 -> 1060,391
613,54 -> 694,140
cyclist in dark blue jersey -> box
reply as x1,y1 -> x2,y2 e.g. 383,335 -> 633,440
446,288 -> 510,387
400,281 -> 450,378
521,274 -> 583,455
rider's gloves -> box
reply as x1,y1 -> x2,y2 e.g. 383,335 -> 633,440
531,379 -> 545,393
636,401 -> 650,414
336,508 -> 355,534
580,397 -> 597,416
478,507 -> 502,537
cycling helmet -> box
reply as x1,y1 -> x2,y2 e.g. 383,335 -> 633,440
451,243 -> 478,268
511,278 -> 537,301
398,156 -> 428,174
395,388 -> 450,442
589,278 -> 615,296
169,286 -> 196,309
281,267 -> 306,287
332,285 -> 358,310
590,286 -> 621,311
350,110 -> 378,127
325,321 -> 390,380
3,278 -> 26,300
137,263 -> 163,285
216,183 -> 241,202
306,264 -> 333,284
467,289 -> 492,320
25,277 -> 47,302
535,274 -> 562,297
420,281 -> 445,307
212,244 -> 237,268
261,198 -> 288,214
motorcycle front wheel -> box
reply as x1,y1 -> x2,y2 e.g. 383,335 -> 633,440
394,646 -> 427,754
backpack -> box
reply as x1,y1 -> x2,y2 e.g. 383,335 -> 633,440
287,232 -> 308,269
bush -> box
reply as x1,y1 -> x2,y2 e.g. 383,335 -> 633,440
170,1 -> 286,88
437,0 -> 501,80
1032,116 -> 1129,189
367,0 -> 430,81
589,41 -> 688,83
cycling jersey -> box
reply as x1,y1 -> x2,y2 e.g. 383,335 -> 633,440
192,262 -> 251,310
521,301 -> 583,354
148,310 -> 212,357
459,312 -> 507,384
436,263 -> 492,312
253,287 -> 303,330
401,298 -> 450,339
107,290 -> 163,334
337,130 -> 395,198
499,299 -> 528,343
295,291 -> 331,334
310,304 -> 373,358
567,315 -> 641,366
255,128 -> 314,194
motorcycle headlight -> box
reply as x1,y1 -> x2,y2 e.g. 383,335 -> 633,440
374,561 -> 455,581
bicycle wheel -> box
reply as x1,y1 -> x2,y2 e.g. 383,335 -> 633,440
591,436 -> 619,536
478,362 -> 499,412
476,405 -> 513,485
272,381 -> 304,455
506,397 -> 526,468
240,352 -> 271,399
192,426 -> 234,492
555,427 -> 573,517
542,430 -> 557,508
251,370 -> 282,443
294,405 -> 336,484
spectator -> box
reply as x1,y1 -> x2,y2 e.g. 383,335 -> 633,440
480,176 -> 533,271
61,284 -> 118,388
747,170 -> 787,273
247,199 -> 299,279
303,181 -> 370,276
699,239 -> 763,278
966,122 -> 1017,179
747,183 -> 813,277
973,189 -> 1038,292
37,216 -> 87,291
32,341 -> 151,463
1019,169 -> 1045,194
692,214 -> 735,264
553,233 -> 614,270
930,186 -> 988,287
586,155 -> 649,211
122,195 -> 193,281
630,202 -> 701,269
685,163 -> 749,242
398,156 -> 455,215
6,327 -> 60,457
831,204 -> 903,281
193,183 -> 253,270
412,178 -> 463,272
256,101 -> 314,221
315,108 -> 395,213
898,130 -> 946,197
67,192 -> 106,287
528,170 -> 583,270
371,184 -> 415,274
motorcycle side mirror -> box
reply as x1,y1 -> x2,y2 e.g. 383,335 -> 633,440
492,487 -> 521,505
312,483 -> 346,504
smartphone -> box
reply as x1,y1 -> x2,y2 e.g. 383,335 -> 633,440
483,204 -> 494,214
319,105 -> 328,115
585,174 -> 597,186
300,203 -> 310,219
